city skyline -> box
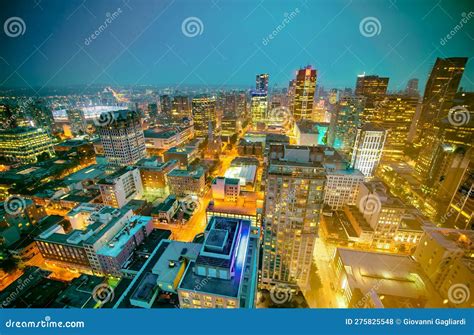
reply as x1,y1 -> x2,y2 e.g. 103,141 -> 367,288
0,0 -> 474,93
0,0 -> 473,326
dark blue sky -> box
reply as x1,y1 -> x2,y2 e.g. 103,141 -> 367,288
1,0 -> 473,94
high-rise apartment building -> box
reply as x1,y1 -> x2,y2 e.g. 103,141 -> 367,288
97,110 -> 146,166
292,66 -> 317,121
192,95 -> 216,138
261,145 -> 326,292
350,125 -> 387,178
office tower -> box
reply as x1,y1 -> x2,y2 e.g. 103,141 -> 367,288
355,74 -> 389,124
350,125 -> 387,178
405,78 -> 419,97
329,96 -> 365,153
221,115 -> 241,138
97,110 -> 146,166
374,95 -> 418,160
250,91 -> 268,125
159,95 -> 172,115
177,216 -> 260,308
417,57 -> 467,131
148,103 -> 158,120
236,91 -> 248,119
355,74 -> 389,104
256,73 -> 269,93
0,127 -> 55,165
66,109 -> 87,136
288,79 -> 296,116
440,155 -> 473,230
98,167 -> 144,208
172,95 -> 191,118
357,181 -> 405,249
262,145 -> 326,292
416,90 -> 472,184
192,95 -> 216,138
292,66 -> 317,121
413,227 -> 473,308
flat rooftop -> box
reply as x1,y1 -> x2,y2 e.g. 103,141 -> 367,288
97,216 -> 152,258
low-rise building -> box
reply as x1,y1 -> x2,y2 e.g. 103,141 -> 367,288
167,167 -> 205,196
98,167 -> 143,208
144,125 -> 194,151
163,146 -> 199,168
151,195 -> 179,223
211,177 -> 240,202
334,248 -> 442,308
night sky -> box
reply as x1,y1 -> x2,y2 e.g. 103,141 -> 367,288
0,0 -> 473,93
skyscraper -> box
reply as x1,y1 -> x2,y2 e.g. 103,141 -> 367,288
192,95 -> 216,138
355,74 -> 389,125
405,78 -> 419,97
350,124 -> 387,178
262,145 -> 326,292
256,73 -> 269,93
355,74 -> 389,104
250,91 -> 268,125
374,95 -> 419,160
329,96 -> 365,153
292,66 -> 317,121
97,110 -> 146,166
160,95 -> 172,115
417,57 -> 467,131
172,95 -> 191,118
